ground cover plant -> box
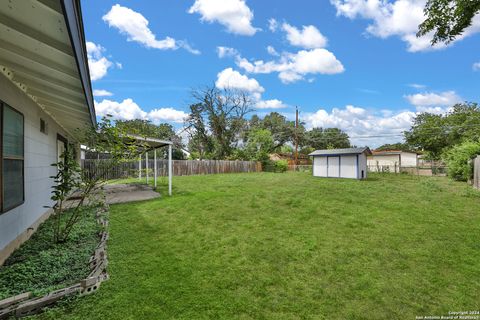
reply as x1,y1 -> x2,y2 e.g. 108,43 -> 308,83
0,207 -> 101,299
29,172 -> 480,320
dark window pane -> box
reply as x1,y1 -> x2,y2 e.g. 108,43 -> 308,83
3,105 -> 24,158
3,159 -> 24,210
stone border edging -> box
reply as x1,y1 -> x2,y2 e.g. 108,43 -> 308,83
0,204 -> 110,319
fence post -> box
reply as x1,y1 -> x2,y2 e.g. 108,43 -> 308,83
138,154 -> 142,180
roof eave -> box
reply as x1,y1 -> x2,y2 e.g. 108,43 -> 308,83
60,0 -> 96,128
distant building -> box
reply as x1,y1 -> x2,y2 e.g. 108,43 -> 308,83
367,150 -> 418,173
309,147 -> 371,179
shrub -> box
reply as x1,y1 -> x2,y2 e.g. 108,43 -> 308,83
274,160 -> 288,173
442,140 -> 480,181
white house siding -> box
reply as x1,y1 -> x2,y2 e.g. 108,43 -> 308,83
0,73 -> 71,259
340,155 -> 357,178
367,152 -> 418,172
367,154 -> 401,168
400,152 -> 418,167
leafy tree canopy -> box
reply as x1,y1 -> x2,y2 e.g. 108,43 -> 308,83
304,127 -> 350,150
405,102 -> 480,159
375,142 -> 414,152
115,119 -> 186,160
418,0 -> 480,45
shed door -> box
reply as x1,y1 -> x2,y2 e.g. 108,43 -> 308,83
340,155 -> 357,178
327,156 -> 340,177
314,156 -> 328,177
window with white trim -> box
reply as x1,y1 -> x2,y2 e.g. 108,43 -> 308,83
1,102 -> 24,212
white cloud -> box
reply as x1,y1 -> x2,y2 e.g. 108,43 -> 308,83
86,42 -> 114,81
215,68 -> 288,109
331,0 -> 480,52
473,62 -> 480,71
303,105 -> 416,147
103,4 -> 199,54
266,45 -> 279,56
215,68 -> 264,94
236,48 -> 345,83
93,89 -> 113,97
408,83 -> 426,89
216,46 -> 239,58
188,0 -> 258,36
256,99 -> 288,109
148,108 -> 189,123
268,18 -> 278,32
95,98 -> 147,120
404,91 -> 462,109
281,23 -> 328,49
95,98 -> 188,123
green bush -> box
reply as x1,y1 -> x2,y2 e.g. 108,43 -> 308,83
443,140 -> 480,181
274,160 -> 288,173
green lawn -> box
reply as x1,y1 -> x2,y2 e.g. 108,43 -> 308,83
33,172 -> 480,320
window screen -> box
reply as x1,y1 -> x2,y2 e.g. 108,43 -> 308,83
2,103 -> 24,211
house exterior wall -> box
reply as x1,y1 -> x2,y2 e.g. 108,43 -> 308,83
312,153 -> 367,179
367,152 -> 418,172
367,154 -> 401,168
400,152 -> 418,167
0,73 -> 71,264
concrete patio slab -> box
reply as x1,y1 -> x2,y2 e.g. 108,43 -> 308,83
103,184 -> 160,204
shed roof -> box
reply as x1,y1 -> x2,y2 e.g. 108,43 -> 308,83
309,147 -> 372,156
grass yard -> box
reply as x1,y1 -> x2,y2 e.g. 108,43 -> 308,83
32,172 -> 480,320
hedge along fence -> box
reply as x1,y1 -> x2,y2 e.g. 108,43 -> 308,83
82,159 -> 262,181
474,156 -> 480,189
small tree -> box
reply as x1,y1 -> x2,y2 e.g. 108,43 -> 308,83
245,129 -> 275,165
49,147 -> 82,243
48,116 -> 144,243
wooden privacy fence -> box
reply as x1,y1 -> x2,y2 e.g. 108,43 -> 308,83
82,159 -> 262,180
474,156 -> 480,189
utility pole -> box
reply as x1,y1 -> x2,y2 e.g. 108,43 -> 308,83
295,106 -> 299,166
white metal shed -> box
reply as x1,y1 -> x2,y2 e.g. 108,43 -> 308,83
309,147 -> 372,179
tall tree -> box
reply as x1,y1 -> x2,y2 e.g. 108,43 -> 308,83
404,102 -> 480,159
375,142 -> 413,152
418,0 -> 480,45
304,127 -> 350,150
186,86 -> 253,159
249,112 -> 305,150
115,119 -> 185,159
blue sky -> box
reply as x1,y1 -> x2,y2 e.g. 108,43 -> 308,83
82,0 -> 480,147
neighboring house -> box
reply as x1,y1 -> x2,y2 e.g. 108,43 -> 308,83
367,150 -> 418,173
0,0 -> 96,264
309,147 -> 371,179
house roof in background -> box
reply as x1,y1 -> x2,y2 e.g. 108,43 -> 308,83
309,147 -> 372,156
0,0 -> 96,139
372,150 -> 418,155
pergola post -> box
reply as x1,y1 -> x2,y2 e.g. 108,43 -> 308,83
154,148 -> 157,189
145,151 -> 149,185
168,144 -> 172,196
138,153 -> 142,180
